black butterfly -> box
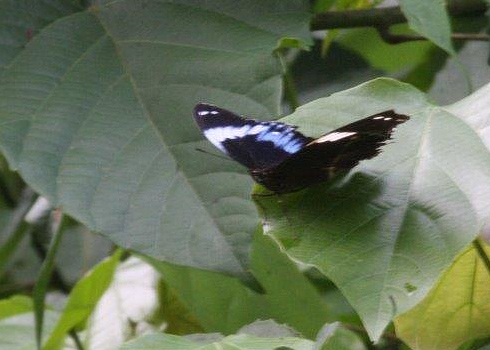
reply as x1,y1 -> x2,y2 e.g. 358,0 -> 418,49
194,103 -> 409,194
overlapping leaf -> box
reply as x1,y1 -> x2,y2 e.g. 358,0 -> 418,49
255,78 -> 490,340
0,0 -> 311,277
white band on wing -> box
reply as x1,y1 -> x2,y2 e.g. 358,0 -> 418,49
314,131 -> 357,143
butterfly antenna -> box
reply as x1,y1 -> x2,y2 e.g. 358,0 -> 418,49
195,148 -> 232,162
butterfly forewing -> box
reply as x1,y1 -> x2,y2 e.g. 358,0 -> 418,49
194,103 -> 312,169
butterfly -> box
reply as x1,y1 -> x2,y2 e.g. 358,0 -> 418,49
194,103 -> 409,194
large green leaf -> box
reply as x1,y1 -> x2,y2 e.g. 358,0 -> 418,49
0,1 -> 311,277
255,78 -> 490,340
397,0 -> 455,55
395,241 -> 490,350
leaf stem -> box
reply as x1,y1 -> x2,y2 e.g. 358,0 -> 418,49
69,330 -> 85,350
276,50 -> 299,111
473,239 -> 490,278
33,209 -> 65,350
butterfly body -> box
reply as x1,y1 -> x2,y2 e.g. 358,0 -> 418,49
194,103 -> 409,194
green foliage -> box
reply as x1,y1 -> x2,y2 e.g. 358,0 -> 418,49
148,232 -> 332,338
0,0 -> 489,349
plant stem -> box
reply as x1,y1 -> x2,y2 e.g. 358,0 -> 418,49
473,239 -> 490,277
342,323 -> 399,341
375,26 -> 489,44
33,209 -> 64,350
0,188 -> 36,273
311,0 -> 488,31
69,330 -> 85,350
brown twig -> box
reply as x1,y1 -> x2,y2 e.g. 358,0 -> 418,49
311,0 -> 488,31
376,25 -> 490,44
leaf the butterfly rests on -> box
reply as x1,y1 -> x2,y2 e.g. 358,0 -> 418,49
194,103 -> 409,194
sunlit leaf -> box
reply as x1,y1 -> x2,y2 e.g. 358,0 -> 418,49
395,241 -> 490,350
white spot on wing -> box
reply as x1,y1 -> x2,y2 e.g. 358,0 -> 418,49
315,131 -> 357,143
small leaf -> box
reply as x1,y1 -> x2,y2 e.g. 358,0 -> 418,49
395,241 -> 490,350
397,0 -> 455,55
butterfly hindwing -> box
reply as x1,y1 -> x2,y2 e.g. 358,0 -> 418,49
252,110 -> 409,193
194,103 -> 312,169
